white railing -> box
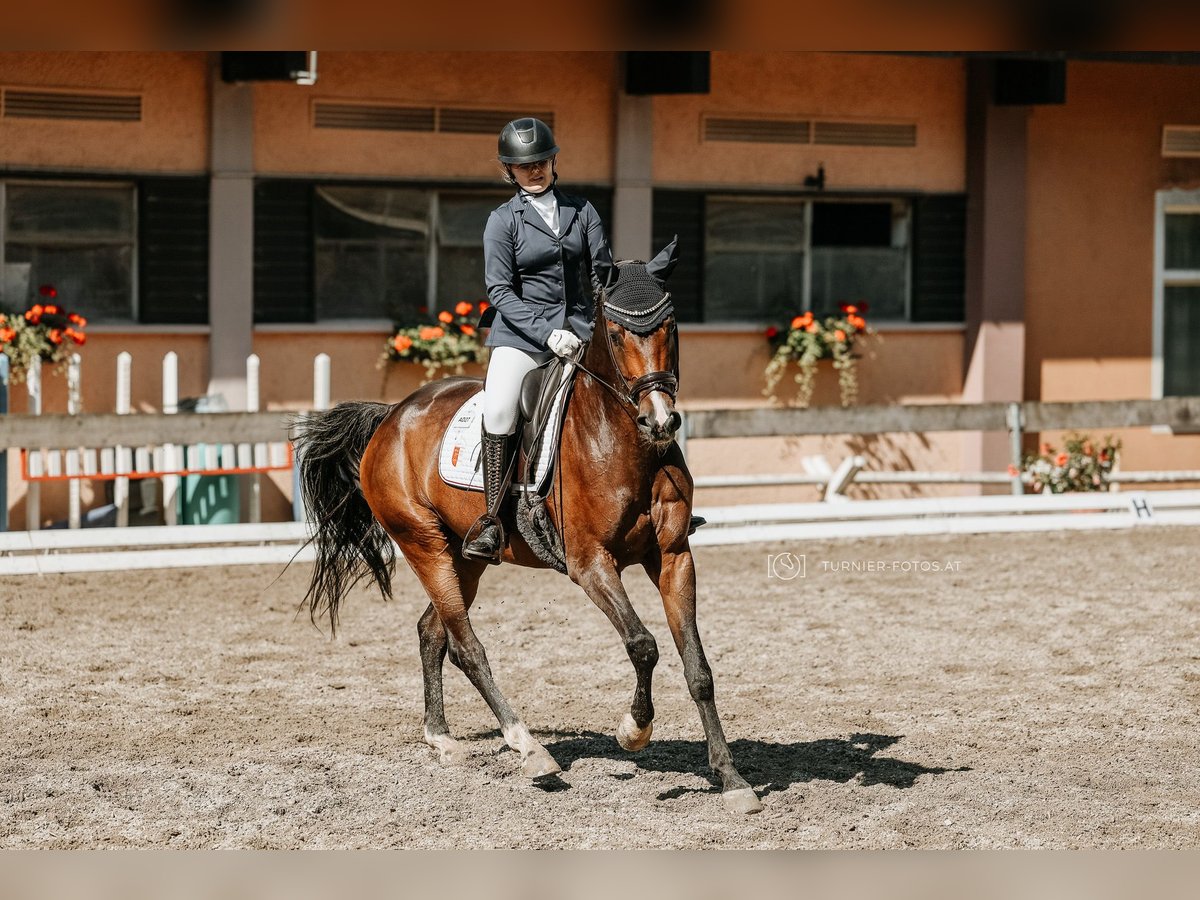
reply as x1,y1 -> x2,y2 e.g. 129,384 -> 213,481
0,351 -> 334,531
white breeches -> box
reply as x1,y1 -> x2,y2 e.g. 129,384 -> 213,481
481,346 -> 554,435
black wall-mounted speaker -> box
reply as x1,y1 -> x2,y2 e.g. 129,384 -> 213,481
221,52 -> 312,83
625,52 -> 711,95
993,59 -> 1067,105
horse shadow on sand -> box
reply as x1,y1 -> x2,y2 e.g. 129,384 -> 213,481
527,731 -> 969,800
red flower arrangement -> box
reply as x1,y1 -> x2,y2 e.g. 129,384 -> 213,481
763,302 -> 876,407
1,285 -> 88,382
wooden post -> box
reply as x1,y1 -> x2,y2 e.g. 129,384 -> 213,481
1006,402 -> 1024,496
0,354 -> 8,533
25,358 -> 41,530
247,353 -> 262,524
162,352 -> 179,526
114,352 -> 132,527
67,354 -> 82,529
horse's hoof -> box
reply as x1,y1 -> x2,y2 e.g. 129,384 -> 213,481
722,788 -> 763,814
425,730 -> 470,767
616,713 -> 653,752
438,745 -> 470,767
521,750 -> 562,779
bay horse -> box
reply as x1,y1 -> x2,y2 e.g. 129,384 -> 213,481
294,240 -> 761,814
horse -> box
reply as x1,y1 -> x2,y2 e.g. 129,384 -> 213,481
294,239 -> 762,814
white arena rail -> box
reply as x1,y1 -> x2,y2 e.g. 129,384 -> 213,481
3,491 -> 1199,575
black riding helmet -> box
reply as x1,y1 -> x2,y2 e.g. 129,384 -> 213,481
497,117 -> 559,165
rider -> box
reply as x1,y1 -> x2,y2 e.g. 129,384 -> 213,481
462,117 -> 615,562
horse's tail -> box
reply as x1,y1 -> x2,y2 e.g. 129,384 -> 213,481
292,401 -> 395,634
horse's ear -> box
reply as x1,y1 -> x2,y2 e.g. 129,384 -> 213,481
645,235 -> 679,285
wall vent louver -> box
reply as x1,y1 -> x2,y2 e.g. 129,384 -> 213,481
812,120 -> 916,147
313,102 -> 435,132
2,89 -> 141,122
702,114 -> 916,148
704,117 -> 811,143
1163,125 -> 1200,158
312,101 -> 554,135
438,108 -> 554,134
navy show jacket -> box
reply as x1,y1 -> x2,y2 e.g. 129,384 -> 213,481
482,188 -> 614,353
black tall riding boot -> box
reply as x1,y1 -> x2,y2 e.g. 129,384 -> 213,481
462,428 -> 510,563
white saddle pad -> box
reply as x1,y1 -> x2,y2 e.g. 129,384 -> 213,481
438,367 -> 574,494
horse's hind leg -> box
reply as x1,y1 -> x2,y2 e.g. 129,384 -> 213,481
418,602 -> 469,766
648,547 -> 762,814
406,537 -> 560,779
571,556 -> 659,752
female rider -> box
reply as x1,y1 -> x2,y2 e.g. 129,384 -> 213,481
462,117 -> 614,562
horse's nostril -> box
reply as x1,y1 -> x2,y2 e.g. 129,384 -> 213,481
637,415 -> 651,430
667,412 -> 681,432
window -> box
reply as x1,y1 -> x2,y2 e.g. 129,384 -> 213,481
435,193 -> 507,312
810,201 -> 909,319
701,195 -> 911,323
1,181 -> 136,323
257,181 -> 611,324
314,186 -> 430,321
655,190 -> 964,324
311,185 -> 507,323
1156,190 -> 1200,397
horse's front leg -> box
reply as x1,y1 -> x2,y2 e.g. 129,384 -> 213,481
571,555 -> 659,751
647,547 -> 762,814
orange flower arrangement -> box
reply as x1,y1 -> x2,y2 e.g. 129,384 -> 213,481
764,301 -> 876,407
1,285 -> 88,382
382,300 -> 489,382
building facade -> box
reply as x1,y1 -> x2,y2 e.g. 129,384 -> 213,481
1,51 -> 1198,523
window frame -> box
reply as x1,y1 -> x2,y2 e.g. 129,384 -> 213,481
1152,188 -> 1200,416
0,177 -> 139,323
700,192 -> 914,325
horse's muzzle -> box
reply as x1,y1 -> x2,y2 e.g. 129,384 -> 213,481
637,408 -> 682,443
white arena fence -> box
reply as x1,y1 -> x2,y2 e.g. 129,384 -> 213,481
1,358 -> 1198,575
0,351 -> 331,532
2,491 -> 1200,575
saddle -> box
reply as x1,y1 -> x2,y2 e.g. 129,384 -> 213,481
508,357 -> 574,573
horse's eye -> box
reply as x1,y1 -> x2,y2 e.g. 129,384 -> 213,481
608,330 -> 622,344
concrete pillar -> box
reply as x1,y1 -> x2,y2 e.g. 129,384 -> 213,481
611,90 -> 653,262
962,59 -> 1029,489
207,56 -> 254,409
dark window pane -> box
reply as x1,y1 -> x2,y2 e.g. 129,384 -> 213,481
1165,213 -> 1200,271
812,202 -> 893,247
314,186 -> 429,320
3,182 -> 135,322
438,193 -> 504,249
7,243 -> 134,323
706,250 -> 804,321
436,193 -> 505,312
704,199 -> 804,321
810,247 -> 908,318
1164,285 -> 1200,396
7,184 -> 134,239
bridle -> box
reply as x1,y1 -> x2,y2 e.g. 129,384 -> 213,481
572,290 -> 679,409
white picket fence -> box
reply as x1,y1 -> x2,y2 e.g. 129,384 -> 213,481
11,352 -> 332,531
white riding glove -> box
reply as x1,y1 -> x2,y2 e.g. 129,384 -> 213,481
547,329 -> 582,359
